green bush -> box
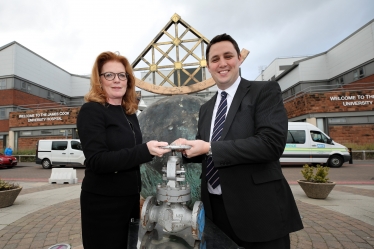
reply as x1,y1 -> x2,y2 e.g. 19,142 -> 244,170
343,143 -> 374,150
301,164 -> 330,183
0,179 -> 20,191
13,149 -> 35,155
11,149 -> 36,162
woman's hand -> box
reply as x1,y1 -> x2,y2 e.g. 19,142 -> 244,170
146,141 -> 171,157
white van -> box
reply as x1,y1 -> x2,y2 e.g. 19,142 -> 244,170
280,122 -> 351,167
35,139 -> 85,169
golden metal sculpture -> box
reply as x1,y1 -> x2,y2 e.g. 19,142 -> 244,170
132,13 -> 249,95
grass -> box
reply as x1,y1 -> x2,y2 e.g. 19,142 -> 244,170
343,143 -> 374,150
343,143 -> 374,160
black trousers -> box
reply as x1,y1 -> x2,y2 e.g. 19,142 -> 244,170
80,190 -> 140,249
209,193 -> 290,249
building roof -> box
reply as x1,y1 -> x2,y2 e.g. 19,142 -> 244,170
0,41 -> 89,79
274,18 -> 374,81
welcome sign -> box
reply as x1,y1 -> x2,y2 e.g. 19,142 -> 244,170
329,94 -> 374,106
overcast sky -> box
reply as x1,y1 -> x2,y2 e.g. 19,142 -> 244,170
1,0 -> 373,81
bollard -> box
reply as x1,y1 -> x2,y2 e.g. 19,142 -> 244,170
49,168 -> 78,184
348,148 -> 353,164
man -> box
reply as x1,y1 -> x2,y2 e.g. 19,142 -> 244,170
175,34 -> 303,248
4,146 -> 13,156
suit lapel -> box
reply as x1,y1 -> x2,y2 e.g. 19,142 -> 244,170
221,79 -> 251,140
201,93 -> 217,141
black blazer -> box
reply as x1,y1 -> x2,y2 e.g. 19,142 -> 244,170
196,78 -> 303,242
77,102 -> 152,196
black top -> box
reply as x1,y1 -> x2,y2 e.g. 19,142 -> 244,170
77,102 -> 153,196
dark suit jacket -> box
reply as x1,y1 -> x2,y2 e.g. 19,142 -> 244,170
196,78 -> 303,242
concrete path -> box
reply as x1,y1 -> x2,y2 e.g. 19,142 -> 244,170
0,182 -> 374,248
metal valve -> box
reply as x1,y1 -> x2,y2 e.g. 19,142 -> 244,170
140,145 -> 205,241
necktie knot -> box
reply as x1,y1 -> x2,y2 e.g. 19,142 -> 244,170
221,91 -> 227,99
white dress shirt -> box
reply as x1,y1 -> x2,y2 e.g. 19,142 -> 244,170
208,76 -> 241,195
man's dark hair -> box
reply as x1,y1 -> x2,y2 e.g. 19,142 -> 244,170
206,33 -> 240,63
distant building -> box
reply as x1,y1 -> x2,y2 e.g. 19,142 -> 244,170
0,42 -> 216,150
0,41 -> 89,150
1,18 -> 373,150
256,19 -> 374,145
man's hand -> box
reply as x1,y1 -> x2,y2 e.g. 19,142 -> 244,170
172,138 -> 210,158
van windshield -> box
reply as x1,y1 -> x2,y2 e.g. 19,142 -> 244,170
310,130 -> 329,143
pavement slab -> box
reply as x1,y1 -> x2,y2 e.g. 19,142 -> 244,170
0,181 -> 374,248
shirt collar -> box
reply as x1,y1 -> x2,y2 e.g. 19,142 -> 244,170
217,76 -> 241,98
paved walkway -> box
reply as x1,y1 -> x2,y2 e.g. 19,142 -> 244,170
0,182 -> 374,248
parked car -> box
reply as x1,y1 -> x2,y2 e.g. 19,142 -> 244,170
0,153 -> 18,168
35,139 -> 85,169
280,122 -> 351,168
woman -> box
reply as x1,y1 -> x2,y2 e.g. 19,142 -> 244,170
77,51 -> 170,248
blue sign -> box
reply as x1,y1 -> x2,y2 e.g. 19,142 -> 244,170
317,144 -> 325,148
286,144 -> 296,148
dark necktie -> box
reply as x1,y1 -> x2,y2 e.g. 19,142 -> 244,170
206,91 -> 228,189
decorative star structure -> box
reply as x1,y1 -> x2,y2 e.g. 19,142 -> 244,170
132,13 -> 249,95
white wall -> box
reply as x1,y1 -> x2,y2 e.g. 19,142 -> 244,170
327,22 -> 374,78
278,68 -> 300,91
293,22 -> 374,82
255,57 -> 307,81
0,45 -> 15,76
255,59 -> 277,81
258,21 -> 374,91
70,75 -> 90,97
298,55 -> 329,81
14,44 -> 72,96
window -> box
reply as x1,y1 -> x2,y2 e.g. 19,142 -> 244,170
353,67 -> 364,80
287,130 -> 306,144
60,129 -> 72,136
47,91 -> 54,100
0,79 -> 6,90
52,141 -> 68,150
20,131 -> 32,136
290,87 -> 295,96
71,141 -> 82,150
310,131 -> 329,143
328,118 -> 347,124
316,118 -> 324,132
0,109 -> 5,119
21,82 -> 31,92
19,129 -> 73,137
335,77 -> 344,86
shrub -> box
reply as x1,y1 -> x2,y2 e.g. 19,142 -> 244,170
12,149 -> 36,162
301,164 -> 330,183
0,179 -> 20,191
343,143 -> 374,150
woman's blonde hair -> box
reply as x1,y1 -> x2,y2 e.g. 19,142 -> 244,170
85,51 -> 138,114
